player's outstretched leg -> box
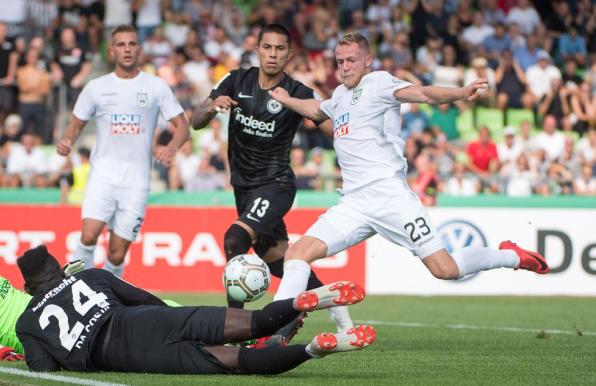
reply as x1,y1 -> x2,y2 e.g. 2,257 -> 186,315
294,281 -> 366,312
306,325 -> 377,358
499,240 -> 550,274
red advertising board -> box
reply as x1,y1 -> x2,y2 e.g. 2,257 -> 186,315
0,205 -> 365,293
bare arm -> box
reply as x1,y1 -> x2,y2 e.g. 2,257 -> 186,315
268,88 -> 329,121
56,115 -> 88,156
155,113 -> 190,167
190,96 -> 237,129
394,78 -> 489,105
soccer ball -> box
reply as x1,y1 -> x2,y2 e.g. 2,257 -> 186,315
223,254 -> 271,302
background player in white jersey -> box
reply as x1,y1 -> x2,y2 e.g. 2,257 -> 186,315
269,32 -> 549,305
57,25 -> 189,277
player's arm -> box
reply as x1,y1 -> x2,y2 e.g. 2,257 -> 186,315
268,88 -> 329,122
154,113 -> 190,167
16,332 -> 60,371
57,115 -> 87,156
101,270 -> 166,306
191,72 -> 237,129
394,78 -> 489,104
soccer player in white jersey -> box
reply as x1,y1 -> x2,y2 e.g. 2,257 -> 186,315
268,32 -> 549,323
57,25 -> 189,277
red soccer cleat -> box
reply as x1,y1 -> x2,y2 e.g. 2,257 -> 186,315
306,325 -> 377,358
499,240 -> 550,274
294,281 -> 366,312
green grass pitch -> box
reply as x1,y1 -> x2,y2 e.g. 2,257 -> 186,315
2,294 -> 595,385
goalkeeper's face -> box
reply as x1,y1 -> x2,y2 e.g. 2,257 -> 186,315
335,42 -> 372,89
110,31 -> 141,71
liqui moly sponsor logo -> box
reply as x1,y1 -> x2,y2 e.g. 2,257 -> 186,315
334,113 -> 349,138
111,114 -> 142,134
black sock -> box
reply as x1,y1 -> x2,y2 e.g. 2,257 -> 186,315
268,258 -> 324,290
224,224 -> 253,309
238,345 -> 311,375
251,299 -> 300,337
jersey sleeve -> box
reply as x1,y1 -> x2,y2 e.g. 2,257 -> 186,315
209,71 -> 236,100
98,270 -> 166,307
157,79 -> 184,121
319,97 -> 334,119
293,83 -> 328,124
375,71 -> 413,105
16,330 -> 60,372
72,80 -> 96,121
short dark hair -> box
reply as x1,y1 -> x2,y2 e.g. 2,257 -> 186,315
17,245 -> 64,295
111,24 -> 138,39
257,24 -> 291,47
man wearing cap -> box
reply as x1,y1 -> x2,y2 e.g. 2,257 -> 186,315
526,51 -> 562,101
464,57 -> 496,106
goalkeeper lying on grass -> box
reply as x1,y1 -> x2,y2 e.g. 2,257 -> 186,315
13,246 -> 375,375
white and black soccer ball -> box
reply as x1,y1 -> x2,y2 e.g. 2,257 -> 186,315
223,254 -> 271,302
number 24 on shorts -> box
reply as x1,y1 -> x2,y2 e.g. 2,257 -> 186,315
404,217 -> 431,243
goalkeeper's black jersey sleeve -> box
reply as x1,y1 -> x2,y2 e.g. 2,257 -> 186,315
16,269 -> 166,372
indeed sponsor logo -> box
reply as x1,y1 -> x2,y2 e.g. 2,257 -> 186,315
234,108 -> 275,132
111,114 -> 141,134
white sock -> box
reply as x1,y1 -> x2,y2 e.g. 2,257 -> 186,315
273,260 -> 311,301
451,247 -> 519,278
104,260 -> 124,278
75,241 -> 96,269
329,306 -> 354,333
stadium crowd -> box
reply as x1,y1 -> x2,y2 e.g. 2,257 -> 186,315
0,0 -> 594,203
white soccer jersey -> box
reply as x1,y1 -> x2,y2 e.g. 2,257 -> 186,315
320,71 -> 412,193
73,71 -> 184,189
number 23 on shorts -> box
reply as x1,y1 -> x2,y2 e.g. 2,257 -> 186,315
404,217 -> 431,243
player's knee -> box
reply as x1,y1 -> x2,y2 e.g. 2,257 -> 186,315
223,224 -> 253,260
429,264 -> 459,280
80,231 -> 99,246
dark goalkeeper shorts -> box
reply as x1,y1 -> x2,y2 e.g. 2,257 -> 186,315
91,305 -> 232,374
234,183 -> 296,242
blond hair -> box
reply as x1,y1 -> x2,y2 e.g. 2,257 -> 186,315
337,32 -> 371,52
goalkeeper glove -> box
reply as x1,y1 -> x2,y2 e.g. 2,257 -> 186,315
63,260 -> 86,276
0,346 -> 24,362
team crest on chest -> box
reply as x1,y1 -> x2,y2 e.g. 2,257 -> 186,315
351,88 -> 363,105
267,99 -> 282,114
137,93 -> 148,107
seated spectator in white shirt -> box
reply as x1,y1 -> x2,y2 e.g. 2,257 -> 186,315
171,139 -> 200,190
444,162 -> 480,196
498,126 -> 523,166
535,115 -> 566,161
5,132 -> 47,187
506,0 -> 541,35
526,52 -> 561,101
462,12 -> 495,49
574,164 -> 596,196
501,153 -> 538,197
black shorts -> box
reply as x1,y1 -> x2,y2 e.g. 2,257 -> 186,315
234,183 -> 296,241
92,305 -> 232,374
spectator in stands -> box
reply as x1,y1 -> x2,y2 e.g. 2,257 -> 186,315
482,22 -> 510,68
185,156 -> 226,192
573,164 -> 596,196
0,23 -> 17,125
577,127 -> 596,167
51,27 -> 92,137
5,132 -> 47,187
136,0 -> 164,43
558,137 -> 581,177
558,28 -> 587,67
500,153 -> 538,197
415,36 -> 441,84
514,33 -> 545,71
537,160 -> 574,196
506,22 -> 526,52
429,103 -> 460,141
443,161 -> 480,197
384,31 -> 414,71
163,11 -> 191,49
432,44 -> 463,88
290,146 -> 318,190
498,126 -> 523,169
535,115 -> 565,162
411,151 -> 439,206
461,11 -> 494,51
200,118 -> 227,158
526,52 -> 561,103
495,50 -> 533,110
16,47 -> 51,144
562,59 -> 583,89
203,25 -> 240,63
182,46 -> 211,103
143,27 -> 173,68
506,0 -> 541,35
1,114 -> 22,143
464,57 -> 496,106
466,126 -> 499,185
516,120 -> 538,153
27,0 -> 59,40
537,78 -> 570,127
570,83 -> 595,136
481,0 -> 506,26
402,103 -> 428,140
171,139 -> 200,191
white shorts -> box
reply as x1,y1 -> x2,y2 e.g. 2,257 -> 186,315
306,175 -> 444,259
81,176 -> 149,241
